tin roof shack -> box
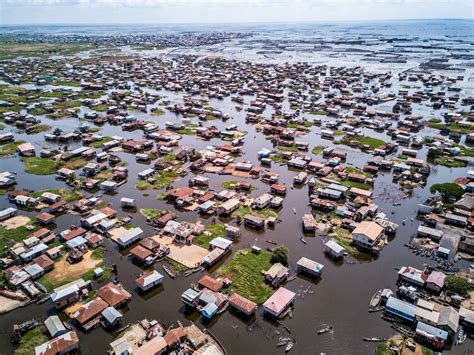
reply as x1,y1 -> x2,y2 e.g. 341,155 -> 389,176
264,263 -> 289,287
136,270 -> 164,293
244,214 -> 265,229
116,227 -> 143,249
97,283 -> 131,308
397,266 -> 427,287
72,297 -> 108,329
101,306 -> 123,329
417,225 -> 443,242
228,293 -> 257,318
351,221 -> 384,254
385,296 -> 417,324
44,315 -> 67,338
296,257 -> 324,278
17,142 -> 35,157
225,225 -> 241,240
263,287 -> 296,318
324,240 -> 345,259
0,207 -> 17,221
426,271 -> 446,294
100,181 -> 118,193
35,330 -> 79,355
181,288 -> 201,308
217,198 -> 240,216
252,193 -> 273,209
50,279 -> 89,309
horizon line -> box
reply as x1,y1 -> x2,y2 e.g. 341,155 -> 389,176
1,18 -> 473,27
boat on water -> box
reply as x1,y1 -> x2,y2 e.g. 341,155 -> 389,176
277,337 -> 291,347
300,237 -> 307,244
285,340 -> 296,352
369,290 -> 382,309
362,337 -> 386,342
163,264 -> 177,279
293,208 -> 296,214
317,326 -> 332,335
456,326 -> 466,345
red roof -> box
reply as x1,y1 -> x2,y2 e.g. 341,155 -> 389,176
35,331 -> 79,355
74,298 -> 108,324
130,245 -> 153,260
229,293 -> 257,314
263,287 -> 295,314
197,275 -> 223,292
97,283 -> 131,307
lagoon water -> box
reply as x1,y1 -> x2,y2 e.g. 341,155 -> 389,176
0,20 -> 473,354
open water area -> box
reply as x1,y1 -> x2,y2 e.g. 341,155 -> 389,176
0,20 -> 473,354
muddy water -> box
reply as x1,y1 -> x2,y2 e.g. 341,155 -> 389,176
1,56 -> 474,355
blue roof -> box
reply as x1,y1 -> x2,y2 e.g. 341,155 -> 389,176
416,321 -> 448,341
201,303 -> 218,318
386,296 -> 416,321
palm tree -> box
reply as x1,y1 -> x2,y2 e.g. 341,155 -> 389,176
53,127 -> 63,136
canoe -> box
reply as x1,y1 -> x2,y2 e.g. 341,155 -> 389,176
317,326 -> 332,335
369,290 -> 382,309
362,337 -> 386,342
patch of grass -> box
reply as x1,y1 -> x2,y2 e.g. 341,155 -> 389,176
53,100 -> 81,110
376,342 -> 389,355
310,110 -> 327,115
27,124 -> 51,134
194,224 -> 225,249
177,128 -> 196,135
0,218 -> 37,251
269,154 -> 286,162
218,248 -> 273,304
232,206 -> 277,220
156,192 -> 167,201
136,171 -> 179,190
312,146 -> 324,155
429,121 -> 474,135
460,145 -> 474,157
31,188 -> 82,202
91,103 -> 108,111
52,80 -> 81,87
434,156 -> 466,168
21,157 -> 61,175
287,121 -> 312,128
139,208 -> 162,219
341,180 -> 372,190
0,140 -> 25,157
276,144 -> 297,152
28,107 -> 47,116
342,136 -> 385,150
61,157 -> 88,170
150,109 -> 165,116
89,136 -> 112,148
165,257 -> 189,272
222,181 -> 255,190
91,247 -> 105,260
15,326 -> 48,355
330,227 -> 357,255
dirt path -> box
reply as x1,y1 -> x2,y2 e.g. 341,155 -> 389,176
46,251 -> 100,284
0,216 -> 31,230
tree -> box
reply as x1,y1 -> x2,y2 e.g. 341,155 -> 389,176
270,246 -> 289,266
430,183 -> 464,202
445,275 -> 473,295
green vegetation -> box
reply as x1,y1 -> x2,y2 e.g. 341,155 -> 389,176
428,121 -> 474,135
270,245 -> 289,265
53,80 -> 82,87
334,130 -> 345,136
341,180 -> 372,190
434,156 -> 466,168
341,136 -> 385,150
310,110 -> 327,115
21,157 -> 61,175
91,103 -> 108,111
312,146 -> 324,155
329,227 -> 357,255
194,224 -> 225,249
460,145 -> 474,157
375,342 -> 389,355
270,154 -> 286,162
0,140 -> 25,157
139,208 -> 162,219
53,100 -> 81,110
89,136 -> 112,148
287,121 -> 312,128
0,43 -> 91,60
430,183 -> 465,201
222,181 -> 255,191
205,114 -> 217,121
232,206 -> 278,220
218,248 -> 273,304
15,326 -> 48,355
0,218 -> 37,251
276,144 -> 298,152
28,107 -> 47,116
445,275 -> 473,295
31,188 -> 82,202
27,124 -> 52,134
177,128 -> 196,135
165,257 -> 189,272
290,105 -> 301,110
61,157 -> 88,170
91,247 -> 105,260
151,108 -> 165,116
135,171 -> 179,190
156,192 -> 167,201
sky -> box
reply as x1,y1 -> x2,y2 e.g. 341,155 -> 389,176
0,0 -> 473,25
